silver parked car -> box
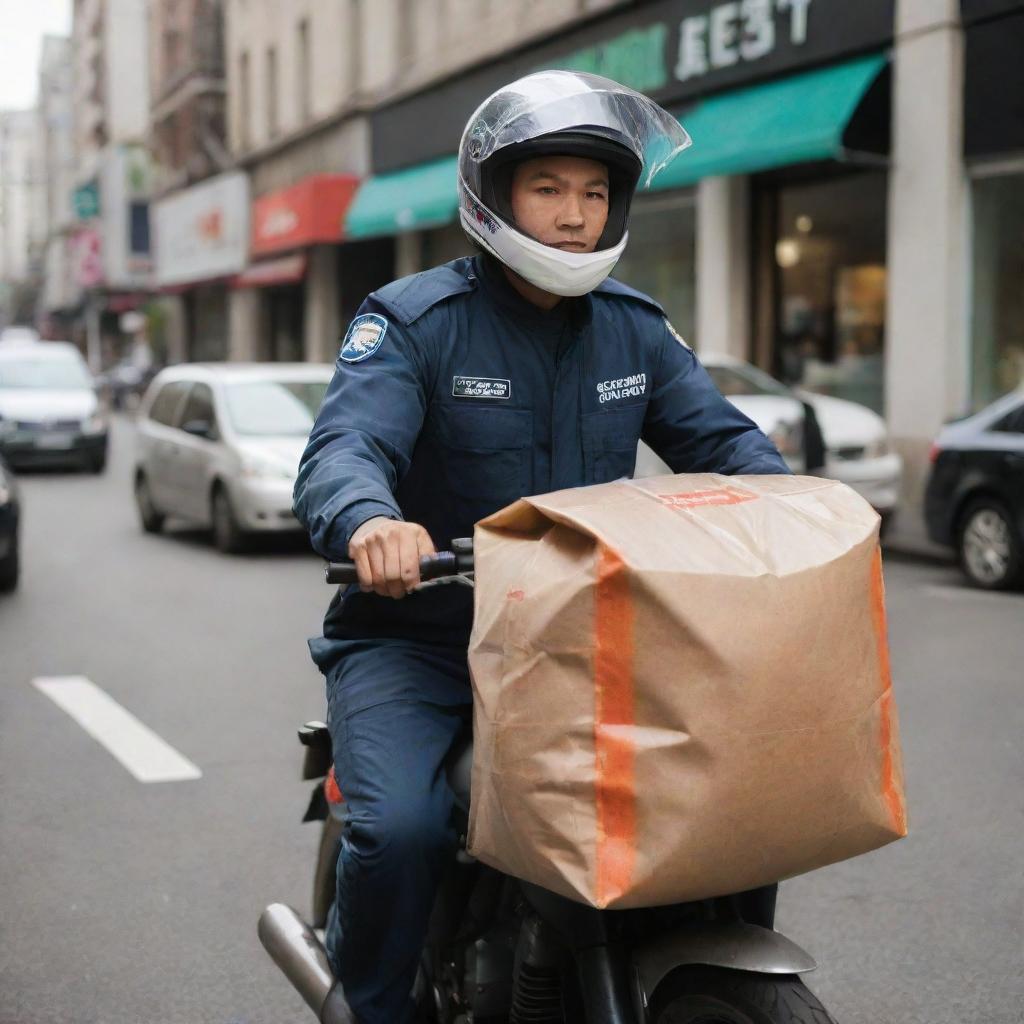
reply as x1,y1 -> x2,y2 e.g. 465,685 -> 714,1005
133,363 -> 332,552
0,341 -> 109,472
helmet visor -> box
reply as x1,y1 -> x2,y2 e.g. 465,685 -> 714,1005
461,71 -> 691,188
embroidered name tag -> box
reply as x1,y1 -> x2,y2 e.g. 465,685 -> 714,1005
452,376 -> 511,400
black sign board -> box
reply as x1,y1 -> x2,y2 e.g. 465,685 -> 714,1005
964,5 -> 1024,156
372,0 -> 895,172
961,0 -> 1024,23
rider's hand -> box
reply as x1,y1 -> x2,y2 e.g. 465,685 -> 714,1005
347,517 -> 436,599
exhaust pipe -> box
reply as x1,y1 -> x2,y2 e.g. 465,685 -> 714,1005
258,903 -> 335,1017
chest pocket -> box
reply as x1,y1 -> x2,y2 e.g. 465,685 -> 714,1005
581,403 -> 647,484
428,405 -> 532,510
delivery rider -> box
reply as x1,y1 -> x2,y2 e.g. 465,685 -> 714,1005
294,71 -> 792,1024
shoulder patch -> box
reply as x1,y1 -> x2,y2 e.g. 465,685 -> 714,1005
371,259 -> 476,326
593,276 -> 666,316
340,314 -> 388,363
664,317 -> 691,350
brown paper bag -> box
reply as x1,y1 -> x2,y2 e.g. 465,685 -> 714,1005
466,473 -> 907,910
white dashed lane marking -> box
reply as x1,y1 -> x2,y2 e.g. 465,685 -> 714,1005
33,676 -> 202,783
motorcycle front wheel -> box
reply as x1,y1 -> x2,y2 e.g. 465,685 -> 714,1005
651,966 -> 837,1024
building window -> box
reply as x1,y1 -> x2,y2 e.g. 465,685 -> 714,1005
762,171 -> 888,415
397,0 -> 414,65
297,19 -> 311,123
266,46 -> 279,138
239,50 -> 250,149
971,170 -> 1024,407
345,0 -> 362,98
613,192 -> 697,346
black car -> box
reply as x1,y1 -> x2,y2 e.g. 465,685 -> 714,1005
924,389 -> 1024,590
0,456 -> 19,592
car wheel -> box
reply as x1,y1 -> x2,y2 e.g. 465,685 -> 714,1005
958,498 -> 1024,590
0,534 -> 18,593
211,484 -> 248,554
86,451 -> 107,474
135,474 -> 165,534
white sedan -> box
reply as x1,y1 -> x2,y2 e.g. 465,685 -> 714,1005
635,354 -> 901,525
134,363 -> 333,552
704,355 -> 902,522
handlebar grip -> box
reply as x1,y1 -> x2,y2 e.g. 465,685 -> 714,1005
325,551 -> 473,585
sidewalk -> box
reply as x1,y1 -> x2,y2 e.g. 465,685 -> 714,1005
881,515 -> 954,566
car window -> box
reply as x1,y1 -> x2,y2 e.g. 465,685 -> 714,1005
223,379 -> 328,437
178,383 -> 219,439
705,365 -> 790,398
147,381 -> 191,427
992,404 -> 1024,434
0,355 -> 92,390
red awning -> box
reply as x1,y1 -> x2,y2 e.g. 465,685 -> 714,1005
251,174 -> 360,256
231,253 -> 308,289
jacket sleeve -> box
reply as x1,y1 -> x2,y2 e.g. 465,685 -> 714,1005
293,298 -> 429,559
642,320 -> 792,476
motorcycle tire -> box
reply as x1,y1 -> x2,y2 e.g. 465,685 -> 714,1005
651,966 -> 836,1024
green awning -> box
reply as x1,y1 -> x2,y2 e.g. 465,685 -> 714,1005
649,53 -> 888,192
343,54 -> 886,235
344,155 -> 460,238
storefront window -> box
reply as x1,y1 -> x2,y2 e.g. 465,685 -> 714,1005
770,172 -> 888,414
971,171 -> 1024,408
267,285 -> 304,362
421,224 -> 474,269
188,286 -> 229,361
614,193 -> 696,345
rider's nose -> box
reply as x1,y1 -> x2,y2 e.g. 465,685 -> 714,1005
558,194 -> 585,229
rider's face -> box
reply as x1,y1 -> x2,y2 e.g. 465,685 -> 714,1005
509,155 -> 610,254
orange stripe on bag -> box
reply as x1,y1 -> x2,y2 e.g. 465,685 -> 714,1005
870,548 -> 907,836
594,544 -> 636,907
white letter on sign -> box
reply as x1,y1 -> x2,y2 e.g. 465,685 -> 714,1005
675,15 -> 709,81
779,0 -> 813,45
740,0 -> 775,61
710,3 -> 740,68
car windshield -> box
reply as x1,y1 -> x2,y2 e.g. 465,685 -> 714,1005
224,379 -> 329,436
706,364 -> 792,398
0,356 -> 93,390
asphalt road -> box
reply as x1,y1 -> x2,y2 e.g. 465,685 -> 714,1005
1,414 -> 1021,1023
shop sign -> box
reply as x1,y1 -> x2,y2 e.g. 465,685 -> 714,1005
251,174 -> 359,256
154,171 -> 250,287
673,0 -> 813,82
99,145 -> 152,287
372,0 -> 895,172
73,180 -> 100,220
553,1 -> 815,92
71,227 -> 103,288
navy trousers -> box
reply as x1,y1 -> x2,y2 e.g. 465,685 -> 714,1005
320,640 -> 472,1024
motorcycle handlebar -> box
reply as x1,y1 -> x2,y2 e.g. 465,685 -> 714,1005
325,551 -> 474,585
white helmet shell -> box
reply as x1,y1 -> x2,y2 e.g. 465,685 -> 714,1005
458,71 -> 691,297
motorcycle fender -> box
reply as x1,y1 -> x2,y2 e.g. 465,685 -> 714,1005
633,922 -> 816,1010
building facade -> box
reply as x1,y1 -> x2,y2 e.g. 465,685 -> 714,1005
67,0 -> 153,367
36,35 -> 81,328
220,0 -> 628,364
0,110 -> 40,326
147,0 -> 234,363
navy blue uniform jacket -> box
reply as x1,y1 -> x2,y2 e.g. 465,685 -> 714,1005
295,255 -> 790,649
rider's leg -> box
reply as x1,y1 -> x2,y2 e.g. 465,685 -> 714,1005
323,642 -> 471,1024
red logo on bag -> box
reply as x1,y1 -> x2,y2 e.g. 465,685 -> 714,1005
659,488 -> 757,510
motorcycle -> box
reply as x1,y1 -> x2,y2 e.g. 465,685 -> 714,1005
260,541 -> 836,1024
